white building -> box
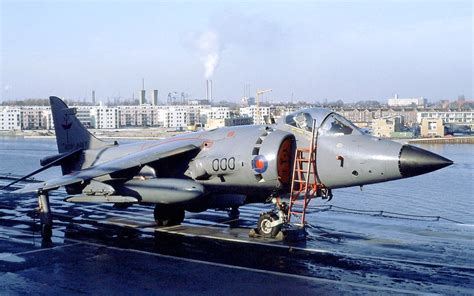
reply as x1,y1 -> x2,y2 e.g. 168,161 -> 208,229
0,107 -> 21,131
388,94 -> 427,107
117,105 -> 166,127
19,106 -> 52,130
90,103 -> 119,129
185,104 -> 210,126
199,106 -> 230,125
417,110 -> 474,129
240,106 -> 270,125
75,106 -> 94,128
163,106 -> 188,128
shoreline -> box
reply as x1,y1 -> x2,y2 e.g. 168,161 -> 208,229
0,128 -> 186,140
1,130 -> 473,144
407,136 -> 474,144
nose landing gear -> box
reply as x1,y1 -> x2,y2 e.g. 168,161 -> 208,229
257,212 -> 282,238
251,200 -> 288,239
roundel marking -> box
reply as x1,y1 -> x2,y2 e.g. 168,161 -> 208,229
252,155 -> 268,174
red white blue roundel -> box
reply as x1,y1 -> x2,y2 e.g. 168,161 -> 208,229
252,155 -> 268,174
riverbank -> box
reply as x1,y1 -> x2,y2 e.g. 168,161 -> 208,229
0,128 -> 185,140
407,136 -> 474,144
1,129 -> 473,143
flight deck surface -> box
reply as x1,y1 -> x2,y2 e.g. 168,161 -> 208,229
1,180 -> 473,295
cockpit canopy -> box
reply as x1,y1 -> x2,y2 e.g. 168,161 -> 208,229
283,108 -> 362,136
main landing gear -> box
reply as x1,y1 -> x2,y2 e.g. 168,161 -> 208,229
228,206 -> 240,219
38,192 -> 53,240
154,204 -> 185,226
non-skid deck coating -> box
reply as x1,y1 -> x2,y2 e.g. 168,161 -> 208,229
1,180 -> 473,295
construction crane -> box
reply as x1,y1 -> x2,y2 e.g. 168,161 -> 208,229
255,89 -> 272,125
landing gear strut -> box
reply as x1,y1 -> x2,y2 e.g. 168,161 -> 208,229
38,192 -> 53,239
154,204 -> 185,226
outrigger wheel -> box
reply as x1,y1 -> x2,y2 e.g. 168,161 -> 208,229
38,192 -> 53,239
41,223 -> 53,239
154,204 -> 185,226
257,212 -> 282,238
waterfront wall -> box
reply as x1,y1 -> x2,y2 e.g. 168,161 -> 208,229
408,136 -> 474,144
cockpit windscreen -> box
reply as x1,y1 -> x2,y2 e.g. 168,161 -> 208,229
320,113 -> 362,136
285,112 -> 314,132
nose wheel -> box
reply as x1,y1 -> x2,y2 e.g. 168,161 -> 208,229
257,212 -> 282,238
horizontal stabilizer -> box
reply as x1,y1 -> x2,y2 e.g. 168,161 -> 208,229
65,195 -> 139,203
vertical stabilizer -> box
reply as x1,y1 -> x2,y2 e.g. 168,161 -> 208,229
50,96 -> 109,153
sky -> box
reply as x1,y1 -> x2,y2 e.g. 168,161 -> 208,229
1,0 -> 472,103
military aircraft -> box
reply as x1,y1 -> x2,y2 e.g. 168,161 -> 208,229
4,97 -> 453,239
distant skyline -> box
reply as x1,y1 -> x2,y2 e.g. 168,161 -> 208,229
1,0 -> 472,103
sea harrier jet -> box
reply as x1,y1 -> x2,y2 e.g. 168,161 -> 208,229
4,97 -> 452,239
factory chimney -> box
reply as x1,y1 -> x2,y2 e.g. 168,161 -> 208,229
152,89 -> 159,105
140,78 -> 146,105
92,90 -> 96,105
209,79 -> 213,103
205,79 -> 213,102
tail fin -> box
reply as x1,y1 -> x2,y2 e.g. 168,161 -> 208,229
50,96 -> 108,153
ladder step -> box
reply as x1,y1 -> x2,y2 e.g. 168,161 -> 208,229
291,200 -> 307,204
292,180 -> 308,183
298,148 -> 311,152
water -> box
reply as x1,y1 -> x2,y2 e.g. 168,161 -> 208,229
0,137 -> 61,181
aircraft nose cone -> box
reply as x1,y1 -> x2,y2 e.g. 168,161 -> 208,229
399,145 -> 453,178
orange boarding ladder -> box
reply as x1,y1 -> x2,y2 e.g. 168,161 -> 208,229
287,119 -> 319,226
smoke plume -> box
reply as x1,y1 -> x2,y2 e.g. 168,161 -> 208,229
197,31 -> 220,79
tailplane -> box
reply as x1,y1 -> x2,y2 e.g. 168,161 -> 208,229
50,96 -> 109,153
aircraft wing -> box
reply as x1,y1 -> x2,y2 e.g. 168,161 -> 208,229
12,138 -> 203,194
